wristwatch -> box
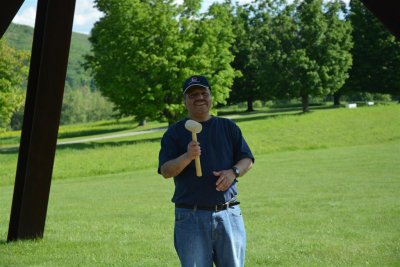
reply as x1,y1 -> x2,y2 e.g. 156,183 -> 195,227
232,166 -> 240,178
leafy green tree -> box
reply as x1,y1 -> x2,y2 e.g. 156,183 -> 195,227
230,3 -> 265,111
257,0 -> 352,112
0,40 -> 29,130
252,0 -> 295,106
86,0 -> 237,125
339,0 -> 400,103
61,87 -> 114,125
4,23 -> 94,93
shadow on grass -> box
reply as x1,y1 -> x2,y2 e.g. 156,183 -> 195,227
0,124 -> 139,146
0,147 -> 18,155
0,105 -> 340,154
219,103 -> 337,116
55,136 -> 162,151
218,106 -> 302,116
0,132 -> 162,154
229,113 -> 297,124
222,105 -> 338,122
57,125 -> 139,139
226,104 -> 340,123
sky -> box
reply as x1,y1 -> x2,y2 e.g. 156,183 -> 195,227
13,0 -> 104,34
12,0 -> 241,35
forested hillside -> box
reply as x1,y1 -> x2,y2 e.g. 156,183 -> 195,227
1,23 -> 114,128
3,23 -> 93,91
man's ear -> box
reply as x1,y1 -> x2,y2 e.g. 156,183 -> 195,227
183,96 -> 187,109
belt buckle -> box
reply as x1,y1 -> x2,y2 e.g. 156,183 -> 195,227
215,202 -> 228,212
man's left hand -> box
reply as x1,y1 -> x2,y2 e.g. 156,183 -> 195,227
213,170 -> 236,192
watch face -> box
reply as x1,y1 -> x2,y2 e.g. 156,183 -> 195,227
233,167 -> 240,177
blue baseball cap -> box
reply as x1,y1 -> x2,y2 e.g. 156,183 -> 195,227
182,75 -> 211,94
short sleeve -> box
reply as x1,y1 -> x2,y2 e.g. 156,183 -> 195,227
158,129 -> 179,174
231,122 -> 254,164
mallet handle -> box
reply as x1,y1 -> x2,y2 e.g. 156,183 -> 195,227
192,132 -> 202,177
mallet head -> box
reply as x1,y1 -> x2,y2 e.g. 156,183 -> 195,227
185,120 -> 202,134
184,119 -> 203,177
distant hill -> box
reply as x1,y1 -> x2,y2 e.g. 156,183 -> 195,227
2,23 -> 94,91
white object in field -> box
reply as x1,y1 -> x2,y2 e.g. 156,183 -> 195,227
347,103 -> 357,108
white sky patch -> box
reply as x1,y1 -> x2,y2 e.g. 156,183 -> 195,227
73,0 -> 104,34
12,0 -> 103,34
13,6 -> 36,28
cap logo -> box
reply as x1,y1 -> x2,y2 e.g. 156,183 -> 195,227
182,75 -> 211,93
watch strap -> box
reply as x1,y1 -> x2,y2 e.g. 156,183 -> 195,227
232,166 -> 240,178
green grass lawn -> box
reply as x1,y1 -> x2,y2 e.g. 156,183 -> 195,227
0,104 -> 399,266
0,142 -> 399,266
1,105 -> 399,186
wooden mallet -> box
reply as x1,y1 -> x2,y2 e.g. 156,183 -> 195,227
185,120 -> 203,177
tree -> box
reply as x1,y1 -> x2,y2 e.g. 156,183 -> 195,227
86,0 -> 237,125
60,87 -> 114,125
339,0 -> 400,103
229,2 -> 272,112
0,40 -> 29,130
257,0 -> 352,112
230,4 -> 255,111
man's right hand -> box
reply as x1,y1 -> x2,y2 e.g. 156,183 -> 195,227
186,140 -> 201,161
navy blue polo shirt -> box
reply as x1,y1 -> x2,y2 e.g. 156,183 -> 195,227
158,116 -> 254,206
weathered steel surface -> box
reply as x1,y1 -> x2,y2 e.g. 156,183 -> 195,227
0,0 -> 25,37
7,0 -> 76,241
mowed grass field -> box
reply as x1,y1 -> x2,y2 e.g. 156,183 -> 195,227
0,104 -> 399,266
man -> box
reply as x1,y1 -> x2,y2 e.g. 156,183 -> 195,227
158,75 -> 254,267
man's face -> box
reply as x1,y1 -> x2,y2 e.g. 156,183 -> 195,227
184,86 -> 212,118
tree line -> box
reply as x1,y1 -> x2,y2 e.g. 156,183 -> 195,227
86,0 -> 399,124
1,0 -> 399,130
0,41 -> 114,131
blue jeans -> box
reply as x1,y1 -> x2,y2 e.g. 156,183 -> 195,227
174,205 -> 246,267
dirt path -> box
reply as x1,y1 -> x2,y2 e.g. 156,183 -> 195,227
0,127 -> 167,152
57,127 -> 166,146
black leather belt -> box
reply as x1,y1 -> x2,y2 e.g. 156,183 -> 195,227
175,201 -> 240,212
